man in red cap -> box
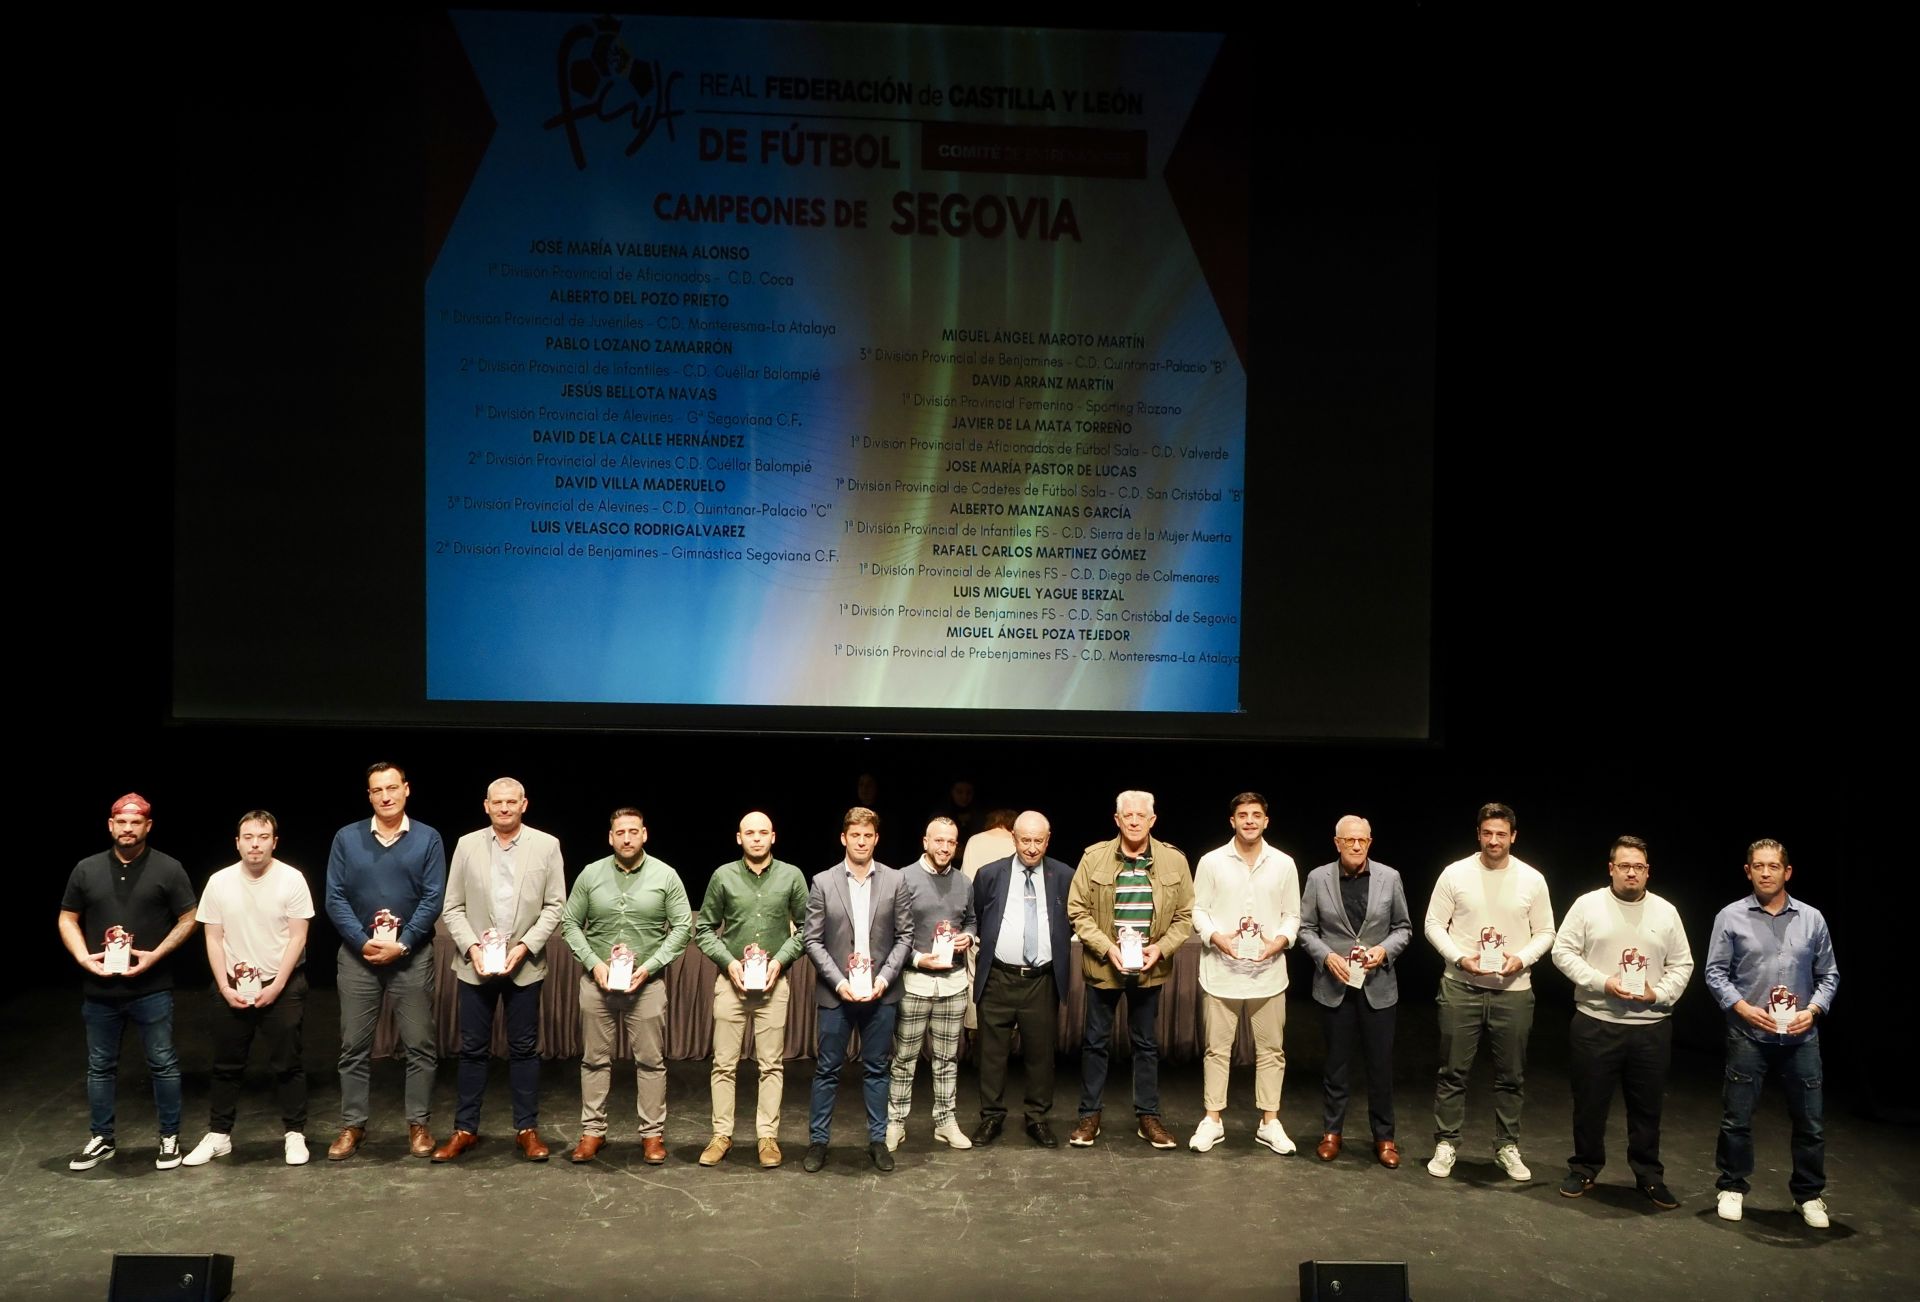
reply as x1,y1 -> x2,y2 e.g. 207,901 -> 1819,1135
57,794 -> 199,1171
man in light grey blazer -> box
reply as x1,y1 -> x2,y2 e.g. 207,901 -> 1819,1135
431,777 -> 566,1162
802,806 -> 912,1173
1297,814 -> 1412,1168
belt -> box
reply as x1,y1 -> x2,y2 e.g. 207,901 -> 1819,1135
994,959 -> 1053,978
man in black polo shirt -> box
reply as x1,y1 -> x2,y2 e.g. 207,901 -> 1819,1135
57,793 -> 199,1171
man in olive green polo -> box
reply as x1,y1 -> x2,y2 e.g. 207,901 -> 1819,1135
560,808 -> 691,1165
692,810 -> 810,1168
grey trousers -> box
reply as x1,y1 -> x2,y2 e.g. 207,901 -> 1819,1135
336,947 -> 437,1128
1432,979 -> 1532,1147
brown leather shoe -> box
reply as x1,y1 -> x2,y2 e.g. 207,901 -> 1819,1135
569,1134 -> 604,1163
517,1129 -> 550,1161
699,1135 -> 733,1167
641,1135 -> 667,1165
1136,1115 -> 1177,1149
431,1130 -> 478,1163
1068,1112 -> 1102,1147
326,1126 -> 365,1161
1316,1133 -> 1342,1162
1375,1140 -> 1401,1169
757,1137 -> 782,1168
408,1124 -> 435,1158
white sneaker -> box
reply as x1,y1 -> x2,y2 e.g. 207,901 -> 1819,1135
1716,1191 -> 1744,1222
1427,1140 -> 1457,1178
1494,1144 -> 1532,1181
1254,1119 -> 1296,1155
884,1122 -> 905,1153
932,1118 -> 972,1150
1188,1116 -> 1225,1152
1797,1198 -> 1829,1228
155,1135 -> 183,1170
181,1133 -> 233,1167
284,1132 -> 310,1166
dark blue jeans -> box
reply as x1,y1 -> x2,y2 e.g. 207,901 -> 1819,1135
82,991 -> 182,1140
1078,984 -> 1162,1118
455,978 -> 544,1133
811,999 -> 898,1144
1715,1028 -> 1825,1202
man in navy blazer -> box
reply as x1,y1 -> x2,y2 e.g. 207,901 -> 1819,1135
969,811 -> 1075,1148
1297,814 -> 1413,1167
802,807 -> 912,1172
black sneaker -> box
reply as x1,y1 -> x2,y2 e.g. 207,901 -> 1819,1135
802,1142 -> 829,1173
69,1136 -> 116,1171
1640,1182 -> 1679,1210
869,1141 -> 895,1173
155,1135 -> 183,1170
1559,1171 -> 1593,1198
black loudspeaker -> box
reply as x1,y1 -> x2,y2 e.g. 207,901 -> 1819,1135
107,1252 -> 234,1302
1298,1259 -> 1411,1301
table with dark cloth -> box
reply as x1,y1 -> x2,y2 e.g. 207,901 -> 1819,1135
372,925 -> 1270,1065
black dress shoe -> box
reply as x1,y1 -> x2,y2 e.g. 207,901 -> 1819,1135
802,1142 -> 829,1172
869,1141 -> 895,1173
971,1116 -> 1005,1146
1025,1119 -> 1059,1148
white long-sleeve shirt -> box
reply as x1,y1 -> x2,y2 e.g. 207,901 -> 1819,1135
1552,886 -> 1693,1024
1424,855 -> 1555,992
1193,840 -> 1300,998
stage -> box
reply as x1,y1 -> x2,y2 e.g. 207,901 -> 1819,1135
2,989 -> 1909,1301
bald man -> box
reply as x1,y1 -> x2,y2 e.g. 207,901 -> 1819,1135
969,812 -> 1075,1147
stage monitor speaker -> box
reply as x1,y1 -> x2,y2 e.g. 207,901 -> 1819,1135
108,1252 -> 234,1302
1299,1259 -> 1411,1301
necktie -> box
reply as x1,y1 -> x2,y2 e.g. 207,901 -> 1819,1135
1023,870 -> 1039,965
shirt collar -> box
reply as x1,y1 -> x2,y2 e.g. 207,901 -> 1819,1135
613,853 -> 647,875
371,814 -> 411,840
919,854 -> 954,876
1745,892 -> 1797,914
842,860 -> 875,883
1339,858 -> 1371,879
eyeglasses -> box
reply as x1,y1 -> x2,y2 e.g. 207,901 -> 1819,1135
1334,836 -> 1370,846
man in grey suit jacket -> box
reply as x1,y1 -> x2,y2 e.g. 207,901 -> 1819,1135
802,806 -> 912,1172
431,778 -> 566,1162
1297,814 -> 1412,1167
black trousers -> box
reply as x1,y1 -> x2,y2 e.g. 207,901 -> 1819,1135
208,969 -> 308,1134
976,964 -> 1057,1122
1321,992 -> 1396,1140
1568,1012 -> 1671,1183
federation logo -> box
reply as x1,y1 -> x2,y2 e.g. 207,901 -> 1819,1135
544,14 -> 684,170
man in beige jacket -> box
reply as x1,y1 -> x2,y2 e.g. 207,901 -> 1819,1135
1066,790 -> 1194,1149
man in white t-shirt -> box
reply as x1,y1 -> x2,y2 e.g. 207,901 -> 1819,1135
1423,802 -> 1555,1183
1550,835 -> 1693,1208
182,810 -> 316,1167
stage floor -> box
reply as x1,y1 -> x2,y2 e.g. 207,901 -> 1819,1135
1,989 -> 1910,1300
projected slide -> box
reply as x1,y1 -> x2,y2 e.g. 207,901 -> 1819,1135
427,12 -> 1246,712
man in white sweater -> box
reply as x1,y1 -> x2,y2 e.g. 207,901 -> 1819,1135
1423,802 -> 1556,1182
1549,835 -> 1693,1208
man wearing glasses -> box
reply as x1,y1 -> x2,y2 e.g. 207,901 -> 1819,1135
969,811 -> 1074,1147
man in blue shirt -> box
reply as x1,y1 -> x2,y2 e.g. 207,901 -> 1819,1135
1703,839 -> 1839,1228
323,762 -> 446,1161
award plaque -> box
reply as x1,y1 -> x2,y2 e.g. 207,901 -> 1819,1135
1235,916 -> 1265,961
1767,984 -> 1799,1034
1618,946 -> 1649,996
607,942 -> 635,991
1477,926 -> 1506,972
930,919 -> 955,968
233,961 -> 262,1003
481,927 -> 509,976
1346,944 -> 1368,990
847,951 -> 874,1001
1117,924 -> 1146,973
742,943 -> 770,991
102,925 -> 133,975
372,909 -> 402,945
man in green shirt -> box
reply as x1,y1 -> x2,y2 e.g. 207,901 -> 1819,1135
560,808 -> 691,1165
693,810 -> 810,1169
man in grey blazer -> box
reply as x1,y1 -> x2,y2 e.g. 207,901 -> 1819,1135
802,806 -> 912,1173
1297,814 -> 1412,1167
431,777 -> 566,1162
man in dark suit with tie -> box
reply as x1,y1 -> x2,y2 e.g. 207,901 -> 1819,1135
969,810 -> 1075,1148
1296,814 -> 1413,1167
802,807 -> 912,1172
